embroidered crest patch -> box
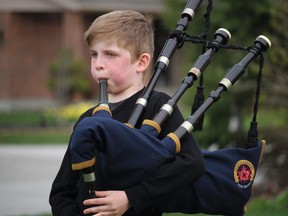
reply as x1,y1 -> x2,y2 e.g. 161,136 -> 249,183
234,160 -> 255,189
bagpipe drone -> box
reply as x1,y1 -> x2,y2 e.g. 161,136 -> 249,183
69,0 -> 271,215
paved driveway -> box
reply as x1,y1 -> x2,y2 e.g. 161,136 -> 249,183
0,144 -> 67,216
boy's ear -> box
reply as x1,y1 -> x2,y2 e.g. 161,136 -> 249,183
137,53 -> 151,72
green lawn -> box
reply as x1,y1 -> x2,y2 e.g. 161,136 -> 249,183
0,127 -> 70,144
165,187 -> 288,216
0,110 -> 71,144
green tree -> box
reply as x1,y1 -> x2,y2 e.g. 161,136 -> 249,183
257,0 -> 288,190
48,49 -> 90,104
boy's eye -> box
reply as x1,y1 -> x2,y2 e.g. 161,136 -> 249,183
90,51 -> 97,58
105,52 -> 116,57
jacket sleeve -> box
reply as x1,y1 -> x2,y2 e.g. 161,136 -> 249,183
49,109 -> 94,216
125,93 -> 205,214
49,146 -> 82,216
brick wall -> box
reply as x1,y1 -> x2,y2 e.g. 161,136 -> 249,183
0,12 -> 90,101
0,12 -> 62,99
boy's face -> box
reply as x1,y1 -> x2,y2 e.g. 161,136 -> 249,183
89,39 -> 144,102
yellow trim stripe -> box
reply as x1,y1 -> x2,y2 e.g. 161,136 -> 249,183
92,106 -> 112,116
259,140 -> 266,163
142,119 -> 161,134
167,133 -> 181,153
125,123 -> 134,128
72,157 -> 96,170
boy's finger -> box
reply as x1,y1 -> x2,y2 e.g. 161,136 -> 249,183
95,190 -> 109,197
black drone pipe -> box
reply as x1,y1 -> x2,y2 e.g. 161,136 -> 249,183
150,28 -> 231,127
76,79 -> 110,199
171,35 -> 271,140
97,79 -> 109,108
127,0 -> 203,127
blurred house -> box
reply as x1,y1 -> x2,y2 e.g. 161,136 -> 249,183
0,0 -> 170,111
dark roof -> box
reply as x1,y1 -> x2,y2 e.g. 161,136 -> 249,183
0,0 -> 163,13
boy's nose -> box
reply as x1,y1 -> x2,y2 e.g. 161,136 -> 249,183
96,64 -> 104,71
95,57 -> 105,71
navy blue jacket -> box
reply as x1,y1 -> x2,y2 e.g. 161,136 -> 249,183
49,89 -> 205,216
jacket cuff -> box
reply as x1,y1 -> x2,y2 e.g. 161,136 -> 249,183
125,184 -> 153,214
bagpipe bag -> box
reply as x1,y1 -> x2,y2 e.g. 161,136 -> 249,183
70,107 -> 266,215
70,109 -> 178,188
193,141 -> 265,215
158,141 -> 265,216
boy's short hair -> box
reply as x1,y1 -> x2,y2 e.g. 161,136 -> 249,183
84,10 -> 154,62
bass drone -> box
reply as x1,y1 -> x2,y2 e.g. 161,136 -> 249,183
70,31 -> 271,215
128,0 -> 204,127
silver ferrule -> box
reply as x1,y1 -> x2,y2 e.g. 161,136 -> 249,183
190,67 -> 201,78
180,121 -> 194,133
136,98 -> 148,106
160,104 -> 174,115
157,56 -> 170,67
219,78 -> 232,89
258,35 -> 272,48
182,8 -> 195,18
83,172 -> 96,183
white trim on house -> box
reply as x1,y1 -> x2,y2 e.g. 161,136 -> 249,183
0,0 -> 163,13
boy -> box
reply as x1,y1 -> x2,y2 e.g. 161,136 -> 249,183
49,10 -> 205,216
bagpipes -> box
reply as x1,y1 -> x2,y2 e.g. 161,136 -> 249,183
69,0 -> 271,215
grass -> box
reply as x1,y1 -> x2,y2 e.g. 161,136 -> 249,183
163,195 -> 288,215
0,127 -> 71,144
0,110 -> 47,127
0,110 -> 71,144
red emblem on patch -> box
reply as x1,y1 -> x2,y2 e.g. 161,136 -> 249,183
234,160 -> 255,189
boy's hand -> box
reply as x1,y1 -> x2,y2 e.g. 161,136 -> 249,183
83,190 -> 131,216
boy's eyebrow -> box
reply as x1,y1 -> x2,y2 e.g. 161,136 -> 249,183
90,48 -> 118,53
